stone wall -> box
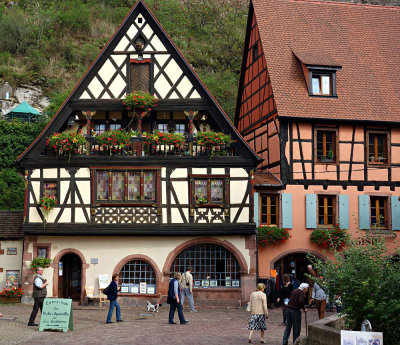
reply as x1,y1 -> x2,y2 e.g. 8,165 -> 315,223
307,314 -> 344,345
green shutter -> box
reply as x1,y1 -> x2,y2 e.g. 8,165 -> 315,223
254,192 -> 259,226
281,193 -> 293,229
338,195 -> 349,230
391,196 -> 400,231
306,194 -> 317,229
358,195 -> 370,230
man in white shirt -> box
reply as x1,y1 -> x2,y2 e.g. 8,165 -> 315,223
180,267 -> 197,312
28,267 -> 48,326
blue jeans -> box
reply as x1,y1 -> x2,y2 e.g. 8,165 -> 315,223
168,300 -> 186,323
107,299 -> 121,322
181,288 -> 196,311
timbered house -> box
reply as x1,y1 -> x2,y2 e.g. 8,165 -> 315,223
17,0 -> 261,304
236,0 -> 400,282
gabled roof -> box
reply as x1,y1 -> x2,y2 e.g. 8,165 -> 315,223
253,171 -> 282,187
17,0 -> 260,163
252,0 -> 400,123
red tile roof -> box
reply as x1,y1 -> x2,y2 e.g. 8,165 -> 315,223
253,171 -> 282,186
252,0 -> 400,122
0,211 -> 23,239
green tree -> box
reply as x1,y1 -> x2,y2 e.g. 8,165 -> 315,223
0,168 -> 25,210
308,235 -> 400,345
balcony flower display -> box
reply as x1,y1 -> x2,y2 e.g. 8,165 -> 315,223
257,226 -> 291,246
145,131 -> 185,150
95,129 -> 132,155
46,132 -> 86,157
195,131 -> 236,156
123,90 -> 158,115
309,224 -> 349,249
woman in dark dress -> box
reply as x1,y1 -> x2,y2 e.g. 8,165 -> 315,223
276,274 -> 293,326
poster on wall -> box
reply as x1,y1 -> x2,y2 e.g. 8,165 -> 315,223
139,282 -> 147,294
98,274 -> 109,289
7,247 -> 17,255
6,271 -> 19,288
194,281 -> 200,288
131,285 -> 139,294
120,285 -> 129,293
147,285 -> 155,294
232,280 -> 240,287
225,277 -> 231,287
210,280 -> 218,287
341,330 -> 383,345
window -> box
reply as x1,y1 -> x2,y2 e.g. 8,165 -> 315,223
318,195 -> 336,226
109,123 -> 121,131
368,132 -> 388,164
37,248 -> 48,258
119,260 -> 156,294
170,243 -> 241,288
43,181 -> 57,200
316,130 -> 337,162
252,43 -> 259,61
191,176 -> 228,206
312,74 -> 331,95
175,123 -> 185,134
370,196 -> 388,229
260,194 -> 279,225
95,169 -> 158,204
94,124 -> 106,135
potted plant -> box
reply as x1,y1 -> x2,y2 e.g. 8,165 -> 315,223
309,224 -> 349,249
95,129 -> 131,155
195,194 -> 207,206
38,197 -> 57,224
257,226 -> 291,246
30,257 -> 52,270
0,287 -> 24,303
46,132 -> 86,161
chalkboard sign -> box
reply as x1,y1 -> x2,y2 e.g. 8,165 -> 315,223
39,298 -> 73,333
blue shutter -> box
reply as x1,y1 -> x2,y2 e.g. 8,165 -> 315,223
306,194 -> 317,229
281,193 -> 293,229
254,192 -> 259,226
391,196 -> 400,231
338,195 -> 349,230
358,195 -> 370,230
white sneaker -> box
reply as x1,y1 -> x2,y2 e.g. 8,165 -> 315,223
190,309 -> 197,312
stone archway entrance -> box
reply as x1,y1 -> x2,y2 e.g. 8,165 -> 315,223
58,253 -> 82,300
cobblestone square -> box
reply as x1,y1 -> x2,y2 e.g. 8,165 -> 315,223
0,303 -> 334,345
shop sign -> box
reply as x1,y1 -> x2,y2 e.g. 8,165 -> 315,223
39,298 -> 73,333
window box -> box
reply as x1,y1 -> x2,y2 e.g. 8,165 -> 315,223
257,226 -> 290,246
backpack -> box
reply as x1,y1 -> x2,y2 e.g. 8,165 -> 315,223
103,285 -> 110,295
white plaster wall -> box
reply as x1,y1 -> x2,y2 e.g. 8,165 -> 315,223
33,235 -> 251,297
0,240 -> 23,288
171,181 -> 188,204
230,180 -> 248,204
230,168 -> 248,178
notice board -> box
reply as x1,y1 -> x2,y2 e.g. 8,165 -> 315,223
39,298 -> 73,333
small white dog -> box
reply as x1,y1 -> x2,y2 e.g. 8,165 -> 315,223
146,301 -> 162,313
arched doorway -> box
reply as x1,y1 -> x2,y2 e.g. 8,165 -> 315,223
58,253 -> 82,300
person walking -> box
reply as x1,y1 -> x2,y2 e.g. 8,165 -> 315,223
282,283 -> 309,345
180,267 -> 197,312
247,283 -> 269,344
306,265 -> 317,306
276,274 -> 293,326
28,267 -> 48,326
312,274 -> 327,320
106,274 -> 123,324
168,272 -> 188,325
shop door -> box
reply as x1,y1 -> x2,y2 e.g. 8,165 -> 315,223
58,253 -> 82,300
274,253 -> 313,284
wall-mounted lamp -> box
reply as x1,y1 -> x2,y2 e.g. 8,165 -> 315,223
135,38 -> 145,51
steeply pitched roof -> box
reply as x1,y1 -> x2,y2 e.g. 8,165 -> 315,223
0,211 -> 23,239
253,171 -> 282,187
252,0 -> 400,123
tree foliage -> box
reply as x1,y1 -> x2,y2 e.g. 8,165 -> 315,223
308,235 -> 400,345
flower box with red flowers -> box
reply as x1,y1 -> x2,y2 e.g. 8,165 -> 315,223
145,131 -> 185,151
309,224 -> 349,249
0,287 -> 23,303
257,226 -> 291,247
122,90 -> 158,113
94,129 -> 132,155
46,132 -> 86,156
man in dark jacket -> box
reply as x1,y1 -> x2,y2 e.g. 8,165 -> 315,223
168,272 -> 188,324
282,283 -> 309,345
106,274 -> 123,324
28,267 -> 49,326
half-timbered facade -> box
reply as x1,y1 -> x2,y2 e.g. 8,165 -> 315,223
17,0 -> 261,304
236,0 -> 400,282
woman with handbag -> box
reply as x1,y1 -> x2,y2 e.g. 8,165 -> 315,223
247,283 -> 269,343
276,274 -> 293,326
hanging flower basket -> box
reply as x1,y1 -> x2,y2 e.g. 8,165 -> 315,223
309,224 -> 349,249
38,197 -> 57,224
257,226 -> 291,247
123,90 -> 158,115
30,257 -> 52,270
46,132 -> 86,157
94,129 -> 131,155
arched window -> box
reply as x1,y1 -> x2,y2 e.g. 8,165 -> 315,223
119,260 -> 156,294
170,244 -> 241,288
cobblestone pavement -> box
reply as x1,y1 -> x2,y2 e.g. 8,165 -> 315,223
0,303 -> 335,345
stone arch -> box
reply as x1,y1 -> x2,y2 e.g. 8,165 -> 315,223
162,237 -> 249,274
113,254 -> 162,294
269,248 -> 326,270
51,248 -> 89,304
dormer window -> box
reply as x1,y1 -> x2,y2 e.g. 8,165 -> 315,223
312,74 -> 331,96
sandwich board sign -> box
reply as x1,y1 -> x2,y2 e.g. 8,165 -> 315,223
39,298 -> 73,332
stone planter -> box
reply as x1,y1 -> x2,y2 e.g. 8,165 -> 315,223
0,296 -> 21,303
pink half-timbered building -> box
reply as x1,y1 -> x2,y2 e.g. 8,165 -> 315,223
236,0 -> 400,282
